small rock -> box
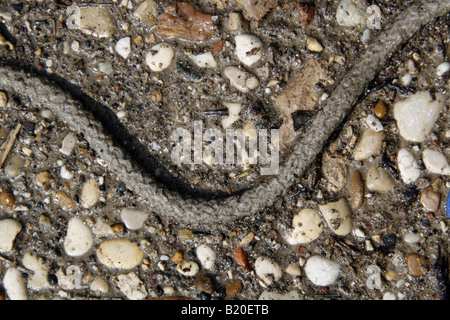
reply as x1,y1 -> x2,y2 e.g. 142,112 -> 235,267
318,198 -> 353,236
321,153 -> 347,192
195,275 -> 214,293
224,66 -> 259,93
60,166 -> 74,180
403,230 -> 420,244
22,252 -> 49,290
145,43 -> 175,72
53,190 -> 75,210
115,272 -> 147,300
397,148 -> 420,184
235,0 -> 278,21
0,219 -> 22,253
81,179 -> 99,208
226,280 -> 243,295
235,34 -> 263,66
286,208 -> 323,244
115,37 -> 131,59
350,170 -> 364,209
227,12 -> 249,31
176,260 -> 200,277
286,262 -> 301,276
422,149 -> 450,175
178,228 -> 194,240
196,244 -> 216,270
297,3 -> 315,26
172,250 -> 184,263
134,0 -> 158,26
373,99 -> 387,118
97,239 -> 144,269
383,292 -> 397,300
336,0 -> 368,27
3,268 -> 28,300
366,265 -> 382,289
406,253 -> 428,276
0,189 -> 15,212
365,114 -> 383,132
59,132 -> 77,156
36,171 -> 52,188
120,208 -> 149,230
241,231 -> 255,245
306,37 -> 323,53
0,91 -> 7,108
189,52 -> 217,68
98,62 -> 114,76
67,5 -> 115,38
353,130 -> 384,160
64,217 -> 94,257
420,189 -> 441,212
221,102 -> 242,129
393,91 -> 445,142
90,276 -> 110,294
234,246 -> 250,270
254,256 -> 282,287
304,255 -> 340,286
436,62 -> 450,77
366,166 -> 395,192
4,154 -> 23,178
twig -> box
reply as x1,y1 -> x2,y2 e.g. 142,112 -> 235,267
0,123 -> 21,168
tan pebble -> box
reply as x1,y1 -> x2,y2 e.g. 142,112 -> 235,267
318,198 -> 353,236
286,262 -> 301,276
240,231 -> 255,245
226,279 -> 243,295
0,189 -> 15,212
97,239 -> 144,270
349,170 -> 364,209
0,92 -> 7,108
385,270 -> 396,281
306,37 -> 323,53
172,250 -> 183,263
354,130 -> 384,160
373,99 -> 387,118
234,246 -> 250,270
420,189 -> 441,212
53,190 -> 76,210
178,228 -> 194,240
195,275 -> 214,293
36,171 -> 53,188
406,253 -> 428,276
81,179 -> 99,208
366,166 -> 395,192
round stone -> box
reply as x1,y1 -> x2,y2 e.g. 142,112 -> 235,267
406,253 -> 428,276
318,198 -> 353,236
254,256 -> 282,286
176,260 -> 200,276
145,43 -> 175,72
64,217 -> 94,257
81,179 -> 99,208
0,219 -> 22,253
287,208 -> 323,244
234,34 -> 263,66
304,255 -> 340,286
97,239 -> 144,269
196,244 -> 216,270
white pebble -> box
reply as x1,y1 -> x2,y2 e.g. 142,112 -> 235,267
366,265 -> 382,289
436,62 -> 450,77
286,208 -> 323,244
221,102 -> 242,129
422,149 -> 450,175
5,154 -> 24,178
336,0 -> 368,27
235,34 -> 263,66
59,132 -> 77,156
286,262 -> 301,276
90,276 -> 110,294
196,244 -> 216,270
255,256 -> 282,287
22,252 -> 49,290
64,217 -> 94,257
306,37 -> 323,53
3,268 -> 28,300
66,5 -> 115,38
120,208 -> 149,230
304,255 -> 340,286
115,37 -> 131,59
176,260 -> 200,276
98,61 -> 114,75
353,130 -> 384,160
397,148 -> 420,184
115,272 -> 147,300
365,114 -> 383,132
81,179 -> 99,208
393,91 -> 445,142
318,198 -> 353,236
383,291 -> 397,300
403,230 -> 420,244
60,166 -> 74,180
189,52 -> 217,68
97,239 -> 144,269
146,43 -> 175,72
0,219 -> 22,253
224,66 -> 259,93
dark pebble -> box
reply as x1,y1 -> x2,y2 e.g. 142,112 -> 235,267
382,233 -> 396,249
198,291 -> 211,300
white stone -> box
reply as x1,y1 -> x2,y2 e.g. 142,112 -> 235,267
66,5 -> 115,38
22,252 -> 49,290
318,198 -> 353,236
120,208 -> 149,230
235,34 -> 263,66
403,230 -> 420,244
437,62 -> 450,77
59,132 -> 77,156
304,255 -> 340,286
196,244 -> 216,270
222,102 -> 242,129
224,66 -> 259,93
64,217 -> 94,257
115,272 -> 147,300
116,37 -> 131,59
285,262 -> 301,276
97,239 -> 144,269
422,149 -> 450,175
306,37 -> 323,53
60,166 -> 74,180
98,61 -> 114,75
365,114 -> 383,132
3,268 -> 28,300
354,130 -> 384,160
383,292 -> 397,300
0,219 -> 22,253
90,276 -> 110,294
81,179 -> 99,208
393,91 -> 445,142
134,0 -> 158,26
286,208 -> 323,244
189,52 -> 217,68
146,43 -> 175,72
176,260 -> 200,276
336,0 -> 368,27
397,148 -> 420,184
254,256 -> 282,287
366,265 -> 382,289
